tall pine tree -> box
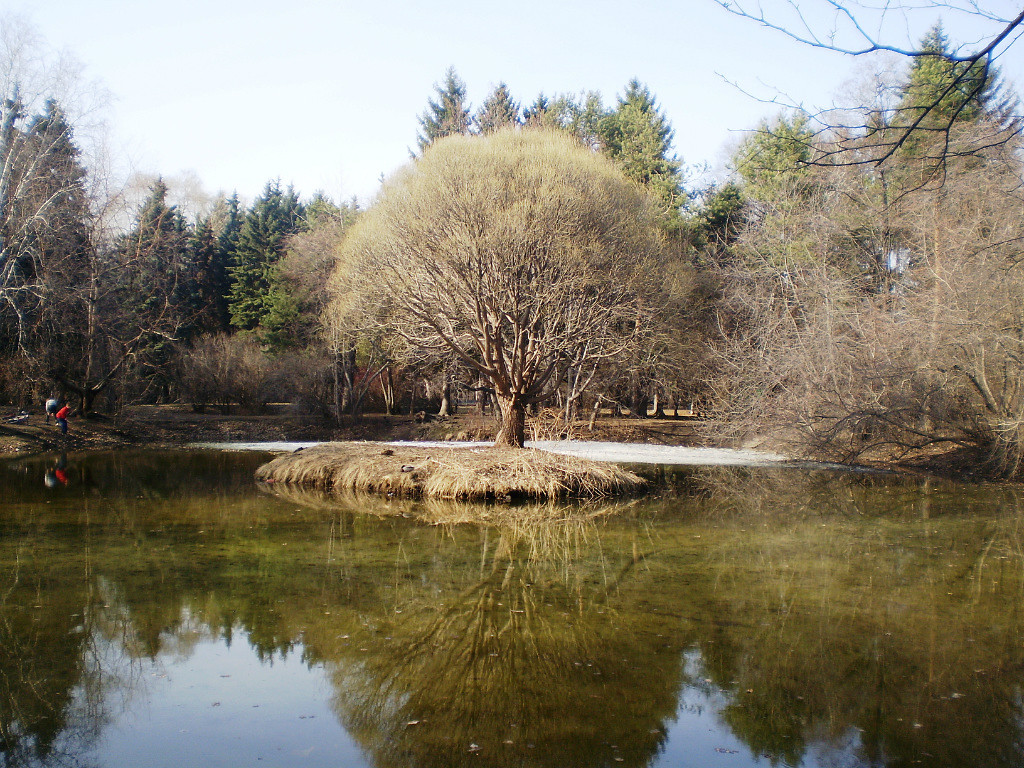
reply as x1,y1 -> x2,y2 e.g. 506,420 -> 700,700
600,80 -> 685,224
120,178 -> 190,320
886,23 -> 1019,174
1,98 -> 92,359
416,68 -> 471,151
227,181 -> 304,332
474,83 -> 520,134
899,23 -> 999,127
186,217 -> 224,337
732,112 -> 815,197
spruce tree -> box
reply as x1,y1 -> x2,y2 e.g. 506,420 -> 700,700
600,80 -> 685,223
1,98 -> 92,358
110,179 -> 193,397
474,83 -> 520,134
227,181 -> 304,332
23,99 -> 91,283
187,217 -> 223,337
121,179 -> 189,317
566,91 -> 607,150
522,93 -> 553,127
416,67 -> 471,151
9,99 -> 92,374
891,23 -> 1018,167
732,112 -> 814,196
899,23 -> 997,127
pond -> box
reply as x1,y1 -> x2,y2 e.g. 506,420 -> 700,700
1,449 -> 1023,768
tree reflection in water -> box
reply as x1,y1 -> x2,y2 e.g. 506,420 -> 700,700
307,507 -> 681,768
3,452 -> 1024,767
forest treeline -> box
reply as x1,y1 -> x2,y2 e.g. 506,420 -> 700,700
2,22 -> 1023,473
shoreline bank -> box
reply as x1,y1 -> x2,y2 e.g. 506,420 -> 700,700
0,403 -> 986,481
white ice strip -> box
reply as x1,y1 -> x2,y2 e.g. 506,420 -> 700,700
190,440 -> 789,466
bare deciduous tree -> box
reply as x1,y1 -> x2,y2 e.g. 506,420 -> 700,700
706,118 -> 1024,477
332,129 -> 668,447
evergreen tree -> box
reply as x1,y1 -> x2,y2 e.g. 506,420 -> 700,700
416,68 -> 471,152
210,192 -> 242,331
24,100 -> 90,268
899,23 -> 997,126
120,179 -> 190,315
259,284 -> 302,351
600,80 -> 685,223
187,217 -> 223,337
218,193 -> 243,254
1,97 -> 93,359
694,182 -> 745,248
109,179 -> 194,400
19,100 -> 92,301
303,191 -> 342,230
266,192 -> 360,351
227,181 -> 304,332
474,82 -> 520,133
523,93 -> 555,128
522,91 -> 608,148
566,91 -> 607,150
732,112 -> 815,196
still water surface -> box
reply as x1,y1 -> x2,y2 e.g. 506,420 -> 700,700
2,450 -> 1023,768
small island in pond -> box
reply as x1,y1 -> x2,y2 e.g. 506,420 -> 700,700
255,442 -> 646,501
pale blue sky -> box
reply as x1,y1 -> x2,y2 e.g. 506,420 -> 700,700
13,0 -> 1024,208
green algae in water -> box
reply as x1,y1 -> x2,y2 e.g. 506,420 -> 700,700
2,451 -> 1024,767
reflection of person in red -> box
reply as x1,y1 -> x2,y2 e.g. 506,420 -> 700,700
55,404 -> 71,435
45,454 -> 70,488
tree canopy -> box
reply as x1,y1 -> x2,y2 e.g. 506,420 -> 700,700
333,129 -> 667,447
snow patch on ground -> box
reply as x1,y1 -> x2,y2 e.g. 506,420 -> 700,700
189,441 -> 322,453
539,441 -> 788,465
191,439 -> 789,466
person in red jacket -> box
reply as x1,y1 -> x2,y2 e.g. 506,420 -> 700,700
55,404 -> 71,435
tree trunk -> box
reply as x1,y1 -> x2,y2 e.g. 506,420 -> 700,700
438,379 -> 451,417
588,394 -> 603,431
494,395 -> 526,448
476,377 -> 485,416
652,391 -> 665,418
382,367 -> 395,415
630,380 -> 650,419
341,347 -> 356,413
333,352 -> 342,424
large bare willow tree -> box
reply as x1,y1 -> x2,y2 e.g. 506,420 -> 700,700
332,129 -> 666,447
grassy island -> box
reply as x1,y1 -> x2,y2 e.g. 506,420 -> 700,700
254,442 -> 646,501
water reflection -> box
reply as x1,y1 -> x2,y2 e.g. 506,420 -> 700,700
42,454 -> 69,488
2,452 -> 1024,767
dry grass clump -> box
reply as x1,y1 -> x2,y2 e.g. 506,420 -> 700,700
255,442 -> 646,501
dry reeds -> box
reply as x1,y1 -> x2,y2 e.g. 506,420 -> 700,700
255,442 -> 646,502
